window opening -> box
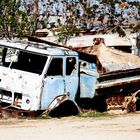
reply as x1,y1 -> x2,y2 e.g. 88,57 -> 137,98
66,57 -> 76,75
47,58 -> 63,76
1,47 -> 47,75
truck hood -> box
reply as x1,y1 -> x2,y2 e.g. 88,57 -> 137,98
0,67 -> 42,96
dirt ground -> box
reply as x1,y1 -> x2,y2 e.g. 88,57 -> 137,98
0,112 -> 140,140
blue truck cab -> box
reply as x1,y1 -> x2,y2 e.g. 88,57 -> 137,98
0,40 -> 99,116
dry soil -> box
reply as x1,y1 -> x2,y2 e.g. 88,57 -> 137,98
0,113 -> 140,140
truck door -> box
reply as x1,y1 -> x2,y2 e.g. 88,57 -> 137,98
41,57 -> 65,110
65,57 -> 79,101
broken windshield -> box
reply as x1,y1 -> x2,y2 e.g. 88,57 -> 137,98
0,47 -> 47,75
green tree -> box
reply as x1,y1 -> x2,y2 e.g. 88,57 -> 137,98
0,0 -> 36,39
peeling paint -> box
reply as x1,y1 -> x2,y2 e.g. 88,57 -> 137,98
0,40 -> 81,114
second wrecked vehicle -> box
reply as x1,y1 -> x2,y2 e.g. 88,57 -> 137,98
76,37 -> 140,112
0,40 -> 98,117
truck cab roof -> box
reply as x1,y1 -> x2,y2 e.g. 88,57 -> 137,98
0,40 -> 78,56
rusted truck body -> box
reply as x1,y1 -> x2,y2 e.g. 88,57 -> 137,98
0,40 -> 98,116
0,35 -> 140,116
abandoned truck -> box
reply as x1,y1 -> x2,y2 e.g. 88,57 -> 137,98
28,36 -> 140,113
0,40 -> 98,117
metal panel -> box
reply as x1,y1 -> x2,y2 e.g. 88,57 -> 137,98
41,77 -> 65,110
65,74 -> 79,101
80,63 -> 99,98
0,67 -> 42,110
